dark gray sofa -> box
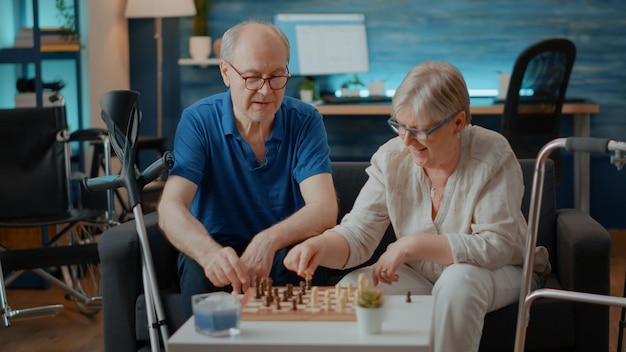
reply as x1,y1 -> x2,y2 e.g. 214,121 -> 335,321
98,160 -> 609,351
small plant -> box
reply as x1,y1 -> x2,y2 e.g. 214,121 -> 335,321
349,73 -> 365,89
55,0 -> 78,42
356,287 -> 384,308
192,0 -> 211,36
300,77 -> 316,91
355,273 -> 384,308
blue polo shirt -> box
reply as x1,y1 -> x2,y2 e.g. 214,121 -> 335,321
170,90 -> 332,248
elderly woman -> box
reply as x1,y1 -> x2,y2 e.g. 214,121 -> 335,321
284,61 -> 548,351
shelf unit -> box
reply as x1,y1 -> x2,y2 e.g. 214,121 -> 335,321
0,0 -> 83,129
178,57 -> 220,66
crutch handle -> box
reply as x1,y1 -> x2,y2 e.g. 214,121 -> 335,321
137,151 -> 174,189
83,174 -> 123,193
565,137 -> 610,153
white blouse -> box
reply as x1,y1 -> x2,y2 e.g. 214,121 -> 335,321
334,125 -> 539,277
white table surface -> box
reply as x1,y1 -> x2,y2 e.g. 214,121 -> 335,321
168,295 -> 433,352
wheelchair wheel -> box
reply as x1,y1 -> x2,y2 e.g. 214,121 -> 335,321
60,221 -> 106,316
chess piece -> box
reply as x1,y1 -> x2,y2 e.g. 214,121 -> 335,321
324,290 -> 331,311
291,298 -> 298,311
406,291 -> 412,303
311,287 -> 319,307
358,272 -> 368,293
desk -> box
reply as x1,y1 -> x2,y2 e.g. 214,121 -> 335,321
168,295 -> 433,352
316,101 -> 600,214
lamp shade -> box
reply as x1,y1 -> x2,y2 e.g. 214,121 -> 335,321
125,0 -> 196,18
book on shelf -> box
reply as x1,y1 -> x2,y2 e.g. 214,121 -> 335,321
14,27 -> 79,51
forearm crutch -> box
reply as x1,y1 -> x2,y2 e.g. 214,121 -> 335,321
514,137 -> 626,352
84,90 -> 173,352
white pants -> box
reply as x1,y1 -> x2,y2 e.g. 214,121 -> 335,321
339,263 -> 522,352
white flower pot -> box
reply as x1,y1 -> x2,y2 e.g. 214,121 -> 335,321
368,81 -> 384,96
355,306 -> 383,334
300,89 -> 314,103
189,36 -> 212,60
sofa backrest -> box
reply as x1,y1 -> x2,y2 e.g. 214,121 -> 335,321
330,159 -> 558,270
330,161 -> 393,274
331,161 -> 371,222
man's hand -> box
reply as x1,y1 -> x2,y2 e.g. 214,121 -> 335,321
200,246 -> 250,294
240,234 -> 276,284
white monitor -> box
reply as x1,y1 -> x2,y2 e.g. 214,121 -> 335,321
273,13 -> 370,76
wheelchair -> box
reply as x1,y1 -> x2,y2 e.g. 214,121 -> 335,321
0,102 -> 114,325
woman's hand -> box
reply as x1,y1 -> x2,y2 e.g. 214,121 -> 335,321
372,237 -> 411,286
283,237 -> 326,279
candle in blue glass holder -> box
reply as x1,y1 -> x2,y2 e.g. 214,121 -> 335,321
192,292 -> 241,337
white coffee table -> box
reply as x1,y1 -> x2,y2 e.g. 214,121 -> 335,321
168,295 -> 433,352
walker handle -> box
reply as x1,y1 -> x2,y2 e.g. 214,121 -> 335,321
565,137 -> 610,154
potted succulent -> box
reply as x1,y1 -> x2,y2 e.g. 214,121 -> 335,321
189,0 -> 212,60
348,73 -> 365,97
356,286 -> 384,309
340,82 -> 350,97
354,274 -> 384,334
300,77 -> 316,103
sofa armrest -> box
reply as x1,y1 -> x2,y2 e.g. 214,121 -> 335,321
99,212 -> 179,352
555,208 -> 611,294
99,213 -> 146,352
554,208 -> 610,352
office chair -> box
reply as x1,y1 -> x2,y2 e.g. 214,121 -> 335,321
0,105 -> 111,327
501,38 -> 576,187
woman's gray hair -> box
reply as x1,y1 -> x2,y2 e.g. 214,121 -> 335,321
219,20 -> 290,64
391,61 -> 471,125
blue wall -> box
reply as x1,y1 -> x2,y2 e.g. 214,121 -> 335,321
169,0 -> 626,228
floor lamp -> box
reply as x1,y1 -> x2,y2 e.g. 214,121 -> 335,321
125,0 -> 196,137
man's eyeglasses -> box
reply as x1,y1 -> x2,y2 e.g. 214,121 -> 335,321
226,61 -> 291,91
387,111 -> 459,141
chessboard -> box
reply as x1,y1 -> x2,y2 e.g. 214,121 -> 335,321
240,282 -> 358,321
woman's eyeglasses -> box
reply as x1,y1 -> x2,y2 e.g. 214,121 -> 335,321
387,111 -> 459,141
